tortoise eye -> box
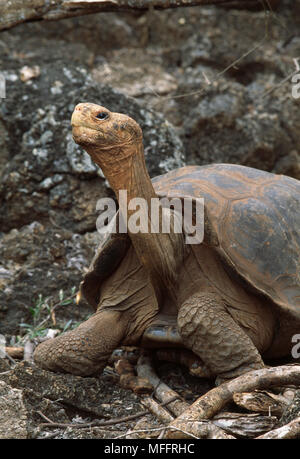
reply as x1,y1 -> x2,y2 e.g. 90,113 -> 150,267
96,112 -> 109,120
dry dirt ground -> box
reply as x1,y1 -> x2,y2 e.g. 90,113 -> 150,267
0,0 -> 299,439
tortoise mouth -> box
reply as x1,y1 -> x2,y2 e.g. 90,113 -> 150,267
72,125 -> 105,146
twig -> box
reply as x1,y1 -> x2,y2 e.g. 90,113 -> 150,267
4,351 -> 16,366
125,416 -> 155,439
5,347 -> 24,359
261,66 -> 300,98
136,354 -> 235,438
157,429 -> 166,439
256,416 -> 300,439
39,411 -> 149,429
37,411 -> 56,424
154,35 -> 269,105
140,397 -> 175,424
145,1 -> 274,106
38,395 -> 180,429
164,365 -> 300,439
117,422 -> 234,439
0,0 -> 270,31
115,425 -> 201,440
137,354 -> 189,417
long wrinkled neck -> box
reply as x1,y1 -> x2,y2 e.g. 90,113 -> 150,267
97,141 -> 184,302
99,142 -> 157,204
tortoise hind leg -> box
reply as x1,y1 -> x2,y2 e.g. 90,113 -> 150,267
177,292 -> 265,384
34,310 -> 126,376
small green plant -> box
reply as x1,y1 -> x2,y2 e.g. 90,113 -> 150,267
19,286 -> 77,343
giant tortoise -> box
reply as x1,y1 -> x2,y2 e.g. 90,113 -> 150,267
34,103 -> 300,384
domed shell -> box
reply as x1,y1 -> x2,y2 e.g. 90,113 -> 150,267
153,164 -> 300,315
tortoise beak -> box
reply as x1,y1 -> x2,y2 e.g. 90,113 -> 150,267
71,103 -> 85,128
71,103 -> 102,146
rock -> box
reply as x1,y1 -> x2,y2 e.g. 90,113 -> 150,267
91,48 -> 178,99
0,380 -> 28,438
0,66 -> 184,233
162,3 -> 300,178
181,78 -> 300,177
8,361 -> 141,419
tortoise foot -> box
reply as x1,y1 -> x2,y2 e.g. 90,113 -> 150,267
34,328 -> 106,376
34,310 -> 126,376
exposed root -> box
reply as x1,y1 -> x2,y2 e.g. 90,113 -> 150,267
163,365 -> 300,439
256,417 -> 300,439
137,354 -> 189,417
140,397 -> 174,423
233,390 -> 289,417
114,358 -> 153,394
212,412 -> 277,438
5,347 -> 24,359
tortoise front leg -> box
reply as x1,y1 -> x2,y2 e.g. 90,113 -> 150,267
34,310 -> 126,376
177,292 -> 265,384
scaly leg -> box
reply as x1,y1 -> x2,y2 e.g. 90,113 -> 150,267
177,292 -> 265,384
34,310 -> 126,376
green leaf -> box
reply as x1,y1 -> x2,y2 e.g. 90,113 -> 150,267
63,319 -> 73,332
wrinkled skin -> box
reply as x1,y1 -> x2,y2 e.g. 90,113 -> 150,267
34,104 -> 300,384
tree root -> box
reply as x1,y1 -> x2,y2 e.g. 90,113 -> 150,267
256,417 -> 300,439
5,347 -> 23,359
212,412 -> 277,438
114,358 -> 154,394
233,390 -> 289,417
163,365 -> 300,439
140,397 -> 175,424
136,354 -> 234,438
137,354 -> 189,417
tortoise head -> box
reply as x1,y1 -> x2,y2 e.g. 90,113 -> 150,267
71,103 -> 143,168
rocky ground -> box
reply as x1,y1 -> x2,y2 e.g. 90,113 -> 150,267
0,0 -> 299,439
